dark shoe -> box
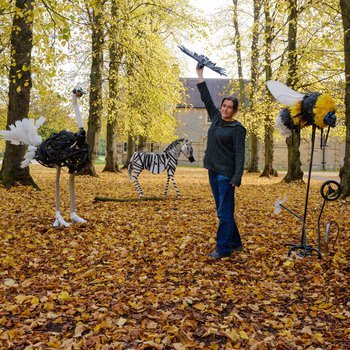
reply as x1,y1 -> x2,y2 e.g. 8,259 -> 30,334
207,251 -> 231,259
232,245 -> 243,252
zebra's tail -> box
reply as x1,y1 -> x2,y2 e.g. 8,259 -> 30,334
0,117 -> 45,168
128,154 -> 135,182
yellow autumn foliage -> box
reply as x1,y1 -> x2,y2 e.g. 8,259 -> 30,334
0,165 -> 349,348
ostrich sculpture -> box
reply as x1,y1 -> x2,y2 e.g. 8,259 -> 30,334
0,86 -> 90,228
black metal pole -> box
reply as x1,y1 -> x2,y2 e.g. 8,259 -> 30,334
317,198 -> 327,254
300,124 -> 316,245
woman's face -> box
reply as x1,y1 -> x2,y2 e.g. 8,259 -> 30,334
220,99 -> 235,120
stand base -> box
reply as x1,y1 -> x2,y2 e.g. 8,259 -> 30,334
285,243 -> 322,259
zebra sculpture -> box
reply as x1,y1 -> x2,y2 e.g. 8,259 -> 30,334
128,138 -> 195,197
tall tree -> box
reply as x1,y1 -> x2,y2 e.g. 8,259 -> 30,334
232,0 -> 247,117
232,0 -> 249,167
103,0 -> 122,173
340,0 -> 350,198
247,0 -> 263,173
283,0 -> 303,183
103,0 -> 198,169
260,0 -> 278,177
0,0 -> 38,188
104,67 -> 120,173
79,1 -> 105,176
111,1 -> 190,150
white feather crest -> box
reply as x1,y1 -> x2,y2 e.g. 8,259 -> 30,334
267,81 -> 304,106
0,118 -> 45,146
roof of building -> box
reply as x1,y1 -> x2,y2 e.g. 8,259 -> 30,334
178,78 -> 233,108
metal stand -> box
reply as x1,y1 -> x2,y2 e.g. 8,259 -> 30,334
284,125 -> 322,258
274,126 -> 341,258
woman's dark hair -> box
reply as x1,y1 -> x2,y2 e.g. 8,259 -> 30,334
220,96 -> 239,113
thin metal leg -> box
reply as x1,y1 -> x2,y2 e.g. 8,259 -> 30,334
69,173 -> 87,224
53,167 -> 70,228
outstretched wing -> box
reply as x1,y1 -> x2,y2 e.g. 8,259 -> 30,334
267,80 -> 305,106
178,45 -> 227,76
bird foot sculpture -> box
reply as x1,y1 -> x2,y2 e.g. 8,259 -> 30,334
53,212 -> 87,228
54,212 -> 71,228
70,212 -> 87,224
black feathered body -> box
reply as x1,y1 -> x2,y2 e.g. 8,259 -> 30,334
36,129 -> 89,173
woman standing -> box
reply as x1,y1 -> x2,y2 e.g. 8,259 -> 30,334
196,65 -> 246,259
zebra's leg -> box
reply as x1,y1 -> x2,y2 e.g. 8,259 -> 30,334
69,173 -> 87,224
170,175 -> 181,197
53,167 -> 70,228
132,173 -> 144,197
164,176 -> 171,196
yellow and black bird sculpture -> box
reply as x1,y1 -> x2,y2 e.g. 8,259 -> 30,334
267,80 -> 337,137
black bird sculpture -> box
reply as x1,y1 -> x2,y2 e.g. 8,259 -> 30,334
178,45 -> 227,76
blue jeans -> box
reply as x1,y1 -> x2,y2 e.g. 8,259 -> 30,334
208,170 -> 242,255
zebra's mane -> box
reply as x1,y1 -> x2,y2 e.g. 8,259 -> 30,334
163,138 -> 186,153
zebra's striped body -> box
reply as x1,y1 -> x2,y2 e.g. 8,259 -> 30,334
128,138 -> 195,197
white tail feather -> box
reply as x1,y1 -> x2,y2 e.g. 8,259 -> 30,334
21,145 -> 38,168
0,117 -> 45,146
0,117 -> 45,168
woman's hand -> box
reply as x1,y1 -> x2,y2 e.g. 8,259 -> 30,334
196,65 -> 204,82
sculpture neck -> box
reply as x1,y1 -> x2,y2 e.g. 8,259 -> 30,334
72,94 -> 84,129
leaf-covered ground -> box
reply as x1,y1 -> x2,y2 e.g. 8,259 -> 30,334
1,166 -> 349,350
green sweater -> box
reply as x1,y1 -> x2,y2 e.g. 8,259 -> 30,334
197,81 -> 246,186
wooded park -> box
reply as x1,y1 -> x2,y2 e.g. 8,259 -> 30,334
0,0 -> 350,349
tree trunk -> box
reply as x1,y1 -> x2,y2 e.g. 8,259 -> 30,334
247,134 -> 259,172
138,135 -> 146,152
232,0 -> 246,117
283,132 -> 303,183
122,134 -> 135,169
232,0 -> 250,168
340,0 -> 350,198
103,118 -> 119,172
261,0 -> 277,178
284,0 -> 303,182
286,0 -> 298,87
79,4 -> 104,177
0,0 -> 38,189
261,115 -> 278,177
103,0 -> 121,173
247,0 -> 262,173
